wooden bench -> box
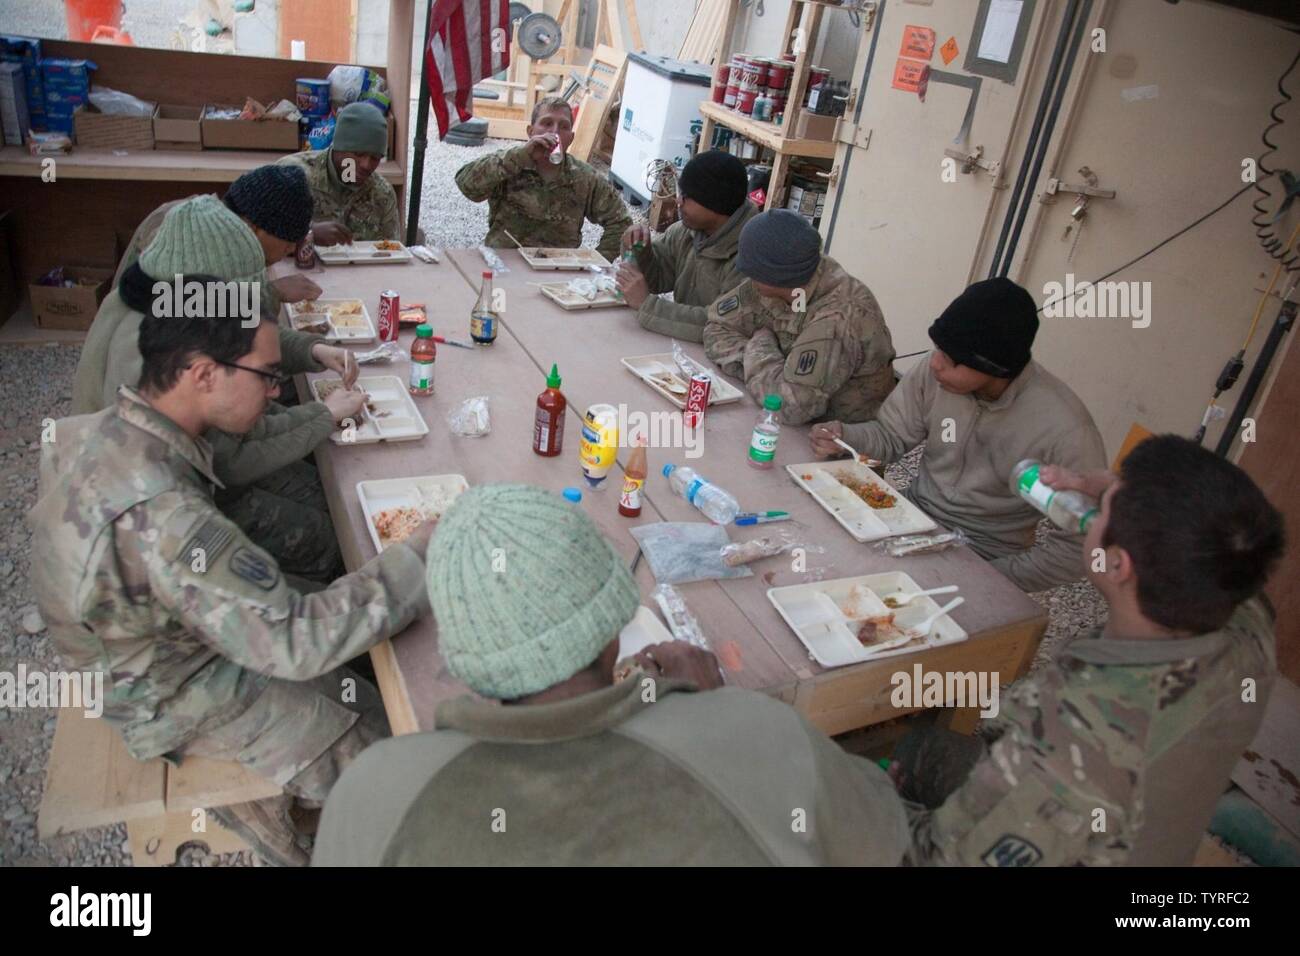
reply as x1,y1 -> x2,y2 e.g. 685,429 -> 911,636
39,708 -> 283,866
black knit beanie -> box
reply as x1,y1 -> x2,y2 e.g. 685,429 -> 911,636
678,150 -> 749,216
225,164 -> 313,243
928,278 -> 1039,379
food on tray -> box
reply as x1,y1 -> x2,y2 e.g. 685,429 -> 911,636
373,506 -> 432,546
314,380 -> 344,400
327,300 -> 363,315
883,596 -> 902,609
292,315 -> 332,335
375,240 -> 403,251
835,471 -> 897,509
855,614 -> 899,645
648,370 -> 687,394
399,304 -> 426,324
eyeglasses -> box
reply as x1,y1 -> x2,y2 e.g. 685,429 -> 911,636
211,360 -> 289,388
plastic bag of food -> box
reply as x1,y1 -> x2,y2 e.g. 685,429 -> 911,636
874,527 -> 970,558
478,245 -> 508,274
720,533 -> 797,567
265,98 -> 303,122
448,396 -> 491,437
354,341 -> 404,365
651,583 -> 712,651
671,340 -> 709,381
88,85 -> 155,116
327,65 -> 388,109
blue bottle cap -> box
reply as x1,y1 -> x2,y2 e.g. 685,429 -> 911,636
562,487 -> 582,503
661,463 -> 673,477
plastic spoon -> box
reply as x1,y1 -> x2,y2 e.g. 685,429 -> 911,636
912,596 -> 965,638
832,435 -> 882,468
884,585 -> 959,606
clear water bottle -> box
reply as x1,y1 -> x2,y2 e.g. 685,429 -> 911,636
1011,459 -> 1099,534
748,394 -> 782,469
661,463 -> 740,525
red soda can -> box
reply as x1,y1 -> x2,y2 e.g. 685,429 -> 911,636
294,231 -> 316,269
684,373 -> 711,428
378,290 -> 400,342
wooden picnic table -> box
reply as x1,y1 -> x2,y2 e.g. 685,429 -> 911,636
288,247 -> 1047,737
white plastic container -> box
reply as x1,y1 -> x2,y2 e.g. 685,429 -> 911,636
611,53 -> 712,204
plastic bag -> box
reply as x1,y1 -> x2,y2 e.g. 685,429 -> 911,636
448,396 -> 491,437
630,522 -> 751,585
88,85 -> 155,116
478,245 -> 508,274
874,527 -> 970,558
651,584 -> 712,651
304,113 -> 336,150
354,342 -> 403,365
671,340 -> 709,381
409,245 -> 442,264
327,65 -> 388,109
265,98 -> 303,122
720,532 -> 797,567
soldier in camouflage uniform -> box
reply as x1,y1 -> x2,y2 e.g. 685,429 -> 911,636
278,103 -> 400,244
897,436 -> 1284,866
30,310 -> 435,865
703,210 -> 896,425
454,97 -> 631,262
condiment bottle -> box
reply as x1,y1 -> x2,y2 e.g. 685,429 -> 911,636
619,434 -> 648,517
408,323 -> 436,395
533,363 -> 566,456
470,271 -> 498,345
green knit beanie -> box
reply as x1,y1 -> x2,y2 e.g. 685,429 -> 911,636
426,484 -> 640,700
138,194 -> 265,284
331,102 -> 388,156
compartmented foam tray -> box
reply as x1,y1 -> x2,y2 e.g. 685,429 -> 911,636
539,281 -> 623,310
315,240 -> 414,265
310,375 -> 429,445
518,247 -> 611,270
767,571 -> 968,668
786,460 -> 937,543
284,298 -> 376,343
620,353 -> 745,408
356,474 -> 469,553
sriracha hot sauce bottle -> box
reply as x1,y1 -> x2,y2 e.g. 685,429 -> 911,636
533,363 -> 565,456
619,434 -> 648,517
409,323 -> 436,395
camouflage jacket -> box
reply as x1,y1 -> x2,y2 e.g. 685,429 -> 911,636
277,149 -> 401,241
454,145 -> 630,261
70,290 -> 334,488
702,256 -> 897,425
29,388 -> 429,762
632,201 -> 758,343
908,597 -> 1276,866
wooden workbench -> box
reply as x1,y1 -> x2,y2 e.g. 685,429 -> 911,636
296,248 -> 1047,736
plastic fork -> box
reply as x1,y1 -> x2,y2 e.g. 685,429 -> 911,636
913,596 -> 965,637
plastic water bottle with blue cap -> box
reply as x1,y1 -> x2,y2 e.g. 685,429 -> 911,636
661,464 -> 739,525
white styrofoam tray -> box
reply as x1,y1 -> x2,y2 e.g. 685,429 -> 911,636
355,473 -> 469,553
620,353 -> 745,409
616,605 -> 676,661
316,240 -> 414,265
519,247 -> 610,270
284,298 -> 376,343
767,571 -> 968,668
310,375 -> 429,445
786,460 -> 937,543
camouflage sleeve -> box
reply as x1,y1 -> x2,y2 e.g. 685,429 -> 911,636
989,423 -> 1110,592
908,664 -> 1136,866
377,179 -> 401,241
454,146 -> 532,202
585,176 -> 632,261
703,281 -> 763,376
144,493 -> 429,681
741,312 -> 864,426
840,360 -> 931,464
208,402 -> 336,487
278,327 -> 327,375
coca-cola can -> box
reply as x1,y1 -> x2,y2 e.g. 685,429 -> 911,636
684,373 -> 711,429
378,290 -> 400,342
294,232 -> 316,269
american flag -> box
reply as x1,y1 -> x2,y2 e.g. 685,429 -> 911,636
423,0 -> 512,138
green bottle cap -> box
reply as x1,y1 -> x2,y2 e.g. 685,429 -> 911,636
547,363 -> 561,388
416,324 -> 433,338
763,394 -> 782,411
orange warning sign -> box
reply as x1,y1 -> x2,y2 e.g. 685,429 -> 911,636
892,58 -> 927,93
940,36 -> 960,65
900,25 -> 936,61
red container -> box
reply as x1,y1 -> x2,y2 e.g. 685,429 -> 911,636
736,88 -> 758,115
713,61 -> 731,104
767,60 -> 793,90
378,290 -> 400,342
806,66 -> 831,102
769,89 -> 788,116
723,83 -> 739,108
294,232 -> 316,269
740,61 -> 763,92
684,373 -> 711,429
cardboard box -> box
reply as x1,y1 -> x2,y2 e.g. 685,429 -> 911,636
791,111 -> 838,142
29,266 -> 114,331
73,105 -> 154,151
201,104 -> 300,151
153,104 -> 203,150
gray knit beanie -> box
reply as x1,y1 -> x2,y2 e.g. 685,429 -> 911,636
736,209 -> 822,287
425,484 -> 640,700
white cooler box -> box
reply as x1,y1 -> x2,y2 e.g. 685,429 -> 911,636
610,53 -> 712,204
